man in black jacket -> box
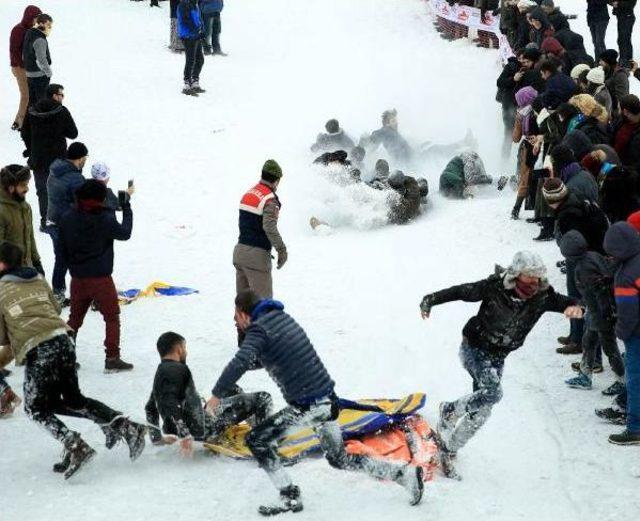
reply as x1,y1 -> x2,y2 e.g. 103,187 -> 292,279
21,83 -> 78,231
146,331 -> 273,455
541,0 -> 569,31
60,180 -> 133,373
22,13 -> 53,106
420,252 -> 581,455
207,290 -> 424,515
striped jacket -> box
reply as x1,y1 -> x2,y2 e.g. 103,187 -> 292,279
604,222 -> 640,340
238,181 -> 284,252
213,300 -> 335,405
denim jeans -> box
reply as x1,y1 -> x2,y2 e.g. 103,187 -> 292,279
566,259 -> 584,345
616,14 -> 635,64
624,336 -> 640,433
202,12 -> 222,53
589,20 -> 608,60
48,225 -> 68,294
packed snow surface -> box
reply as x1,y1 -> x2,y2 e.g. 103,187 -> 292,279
1,0 -> 639,520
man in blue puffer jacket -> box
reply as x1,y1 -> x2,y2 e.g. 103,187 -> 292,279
207,290 -> 424,515
199,0 -> 225,55
177,0 -> 205,96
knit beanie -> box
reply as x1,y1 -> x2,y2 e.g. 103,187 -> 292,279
550,144 -> 576,171
75,179 -> 107,202
580,153 -> 601,177
542,177 -> 569,203
599,49 -> 618,67
541,37 -> 563,55
67,142 -> 88,160
586,66 -> 605,85
262,159 -> 282,179
627,211 -> 640,232
91,162 -> 110,181
325,119 -> 340,134
570,63 -> 591,80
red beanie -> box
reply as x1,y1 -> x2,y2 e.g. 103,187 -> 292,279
541,37 -> 564,55
581,154 -> 601,177
627,211 -> 640,232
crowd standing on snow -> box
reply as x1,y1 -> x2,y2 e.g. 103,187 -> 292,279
2,0 -> 640,517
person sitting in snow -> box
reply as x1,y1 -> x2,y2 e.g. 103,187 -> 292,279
367,159 -> 391,190
439,151 -> 504,199
420,252 -> 582,464
387,171 -> 422,225
145,331 -> 273,455
206,290 -> 424,515
310,119 -> 355,154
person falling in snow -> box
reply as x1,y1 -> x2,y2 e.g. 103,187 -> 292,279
420,251 -> 583,466
207,290 -> 424,516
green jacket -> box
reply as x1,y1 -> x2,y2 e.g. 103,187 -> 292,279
0,268 -> 67,365
439,156 -> 465,198
0,187 -> 41,267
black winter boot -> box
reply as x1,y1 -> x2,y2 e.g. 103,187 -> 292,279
63,434 -> 96,479
511,197 -> 524,220
533,217 -> 554,241
259,485 -> 303,516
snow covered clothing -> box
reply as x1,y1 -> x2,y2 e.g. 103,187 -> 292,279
369,126 -> 412,164
23,334 -> 121,445
146,359 -> 271,442
554,192 -> 609,253
0,267 -> 66,365
388,174 -> 421,224
59,201 -> 132,279
0,187 -> 41,269
46,159 -> 85,224
213,299 -> 335,405
443,342 -> 507,452
420,268 -> 574,356
310,130 -> 355,154
439,152 -> 492,199
67,276 -> 121,359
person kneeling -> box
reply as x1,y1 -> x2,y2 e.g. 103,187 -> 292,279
145,331 -> 273,456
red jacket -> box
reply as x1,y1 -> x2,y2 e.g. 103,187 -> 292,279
9,5 -> 41,68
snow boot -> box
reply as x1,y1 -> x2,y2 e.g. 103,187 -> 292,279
602,381 -> 626,396
105,357 -> 134,373
496,175 -> 509,191
259,485 -> 303,516
182,82 -> 198,96
101,423 -> 121,450
52,450 -> 71,473
191,81 -> 206,94
54,291 -> 70,308
511,196 -> 524,220
565,372 -> 592,390
63,434 -> 96,479
437,401 -> 457,441
595,407 -> 626,425
556,342 -> 581,355
396,465 -> 424,506
115,417 -> 147,461
608,430 -> 640,445
0,387 -> 21,417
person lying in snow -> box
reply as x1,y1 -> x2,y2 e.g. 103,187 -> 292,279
387,170 -> 426,225
145,331 -> 273,456
206,290 -> 424,515
439,151 -> 508,199
420,251 -> 582,465
310,119 -> 355,154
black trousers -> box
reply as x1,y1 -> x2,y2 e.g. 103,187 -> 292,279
27,75 -> 50,107
589,20 -> 608,60
616,14 -> 635,64
182,38 -> 204,83
203,12 -> 222,53
24,335 -> 120,446
32,166 -> 49,227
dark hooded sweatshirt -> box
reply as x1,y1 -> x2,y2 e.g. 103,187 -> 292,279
9,5 -> 42,68
604,223 -> 640,340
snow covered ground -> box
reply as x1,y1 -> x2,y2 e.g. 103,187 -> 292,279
1,0 -> 640,519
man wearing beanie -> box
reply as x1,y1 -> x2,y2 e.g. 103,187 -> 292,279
310,119 -> 355,154
233,160 -> 287,305
20,83 -> 78,231
599,49 -> 629,114
91,162 -> 134,212
46,142 -> 88,306
59,179 -> 134,372
550,144 -> 599,202
585,67 -> 612,115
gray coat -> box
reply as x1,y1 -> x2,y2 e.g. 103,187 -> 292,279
212,300 -> 335,405
561,163 -> 599,202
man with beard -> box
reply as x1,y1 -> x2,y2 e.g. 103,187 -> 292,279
612,94 -> 640,176
0,165 -> 43,272
420,252 -> 581,461
599,49 -> 629,114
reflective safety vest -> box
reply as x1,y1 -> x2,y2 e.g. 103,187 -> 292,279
238,183 -> 281,251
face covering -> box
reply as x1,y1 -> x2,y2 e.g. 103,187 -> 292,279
514,278 -> 540,299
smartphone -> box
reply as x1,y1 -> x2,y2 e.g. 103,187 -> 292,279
128,179 -> 134,188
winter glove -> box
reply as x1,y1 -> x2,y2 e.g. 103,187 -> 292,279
276,248 -> 288,270
420,295 -> 434,316
33,260 -> 45,277
22,149 -> 30,158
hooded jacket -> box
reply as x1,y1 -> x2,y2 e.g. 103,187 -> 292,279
9,5 -> 42,68
559,230 -> 616,331
177,0 -> 204,40
46,159 -> 85,224
59,203 -> 133,278
0,188 -> 41,268
310,129 -> 355,154
20,99 -> 78,172
421,272 -> 574,356
0,267 -> 66,365
547,8 -> 569,32
604,222 -> 640,340
555,192 -> 609,253
212,299 -> 335,405
559,162 -> 599,202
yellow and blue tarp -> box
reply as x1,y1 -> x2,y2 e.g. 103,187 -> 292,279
118,281 -> 198,305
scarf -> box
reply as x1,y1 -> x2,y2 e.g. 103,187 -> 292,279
518,105 -> 533,136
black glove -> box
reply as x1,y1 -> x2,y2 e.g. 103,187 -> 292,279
420,295 -> 433,314
33,260 -> 45,277
22,149 -> 30,158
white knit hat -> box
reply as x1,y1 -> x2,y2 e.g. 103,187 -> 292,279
570,63 -> 591,80
586,66 -> 605,85
91,162 -> 110,181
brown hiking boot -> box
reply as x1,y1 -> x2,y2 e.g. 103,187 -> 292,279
556,342 -> 582,355
557,336 -> 571,346
104,358 -> 134,373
